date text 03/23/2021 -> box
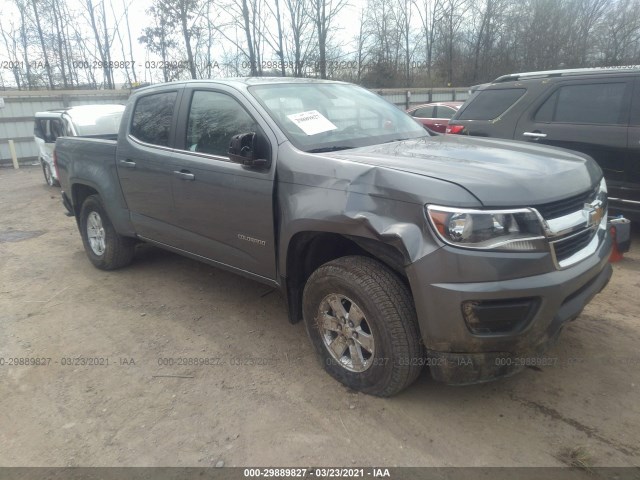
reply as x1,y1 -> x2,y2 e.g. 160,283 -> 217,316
243,468 -> 391,477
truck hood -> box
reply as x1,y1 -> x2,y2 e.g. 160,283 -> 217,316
327,135 -> 602,207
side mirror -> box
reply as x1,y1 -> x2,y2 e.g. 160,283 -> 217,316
228,132 -> 269,167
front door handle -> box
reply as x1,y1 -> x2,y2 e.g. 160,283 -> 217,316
173,170 -> 195,181
522,131 -> 547,139
119,159 -> 136,168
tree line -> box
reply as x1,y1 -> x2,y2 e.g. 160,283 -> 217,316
1,0 -> 640,90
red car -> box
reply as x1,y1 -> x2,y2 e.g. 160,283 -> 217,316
406,101 -> 463,133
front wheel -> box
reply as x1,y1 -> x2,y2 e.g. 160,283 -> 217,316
303,256 -> 424,396
79,195 -> 135,270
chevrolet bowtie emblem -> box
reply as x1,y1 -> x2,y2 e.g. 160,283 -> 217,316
584,202 -> 604,228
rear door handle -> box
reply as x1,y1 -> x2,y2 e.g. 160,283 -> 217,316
522,131 -> 547,139
173,170 -> 195,181
119,159 -> 136,168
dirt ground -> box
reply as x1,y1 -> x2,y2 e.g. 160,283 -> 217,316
1,166 -> 639,468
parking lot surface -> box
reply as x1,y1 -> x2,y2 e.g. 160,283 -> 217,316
1,167 -> 639,467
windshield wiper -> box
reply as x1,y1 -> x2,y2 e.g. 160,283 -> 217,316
306,145 -> 355,153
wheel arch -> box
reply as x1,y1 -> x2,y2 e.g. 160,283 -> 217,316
282,230 -> 411,325
72,182 -> 100,217
70,180 -> 136,237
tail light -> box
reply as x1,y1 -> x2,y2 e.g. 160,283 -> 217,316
446,125 -> 465,134
52,148 -> 60,180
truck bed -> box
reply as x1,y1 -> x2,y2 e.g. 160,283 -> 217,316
55,136 -> 117,194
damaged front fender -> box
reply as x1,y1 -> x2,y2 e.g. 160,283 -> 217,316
277,142 -> 481,275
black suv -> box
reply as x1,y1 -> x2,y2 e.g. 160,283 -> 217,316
447,67 -> 640,220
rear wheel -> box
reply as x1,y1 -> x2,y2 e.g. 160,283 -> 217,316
42,161 -> 56,187
79,195 -> 135,270
303,256 -> 424,396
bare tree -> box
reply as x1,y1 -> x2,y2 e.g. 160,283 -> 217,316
439,0 -> 470,85
122,0 -> 138,83
353,7 -> 372,83
65,12 -> 100,87
284,0 -> 313,76
16,0 -> 34,89
309,0 -> 349,78
139,4 -> 177,82
413,0 -> 443,81
397,0 -> 414,85
215,0 -> 268,76
262,0 -> 287,76
100,0 -> 115,85
197,1 -> 220,78
561,0 -> 608,65
85,0 -> 112,88
0,20 -> 23,89
51,0 -> 70,88
110,1 -> 133,86
168,0 -> 202,79
30,0 -> 54,89
60,0 -> 78,86
241,0 -> 258,75
5,0 -> 640,91
600,0 -> 640,64
467,0 -> 510,82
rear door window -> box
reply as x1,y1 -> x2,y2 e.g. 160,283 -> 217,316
535,82 -> 629,125
435,105 -> 456,119
457,88 -> 526,120
412,106 -> 434,118
632,79 -> 640,126
130,91 -> 177,146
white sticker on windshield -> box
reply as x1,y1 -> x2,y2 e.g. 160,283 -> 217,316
287,110 -> 337,136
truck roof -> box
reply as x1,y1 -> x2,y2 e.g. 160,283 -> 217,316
133,77 -> 347,93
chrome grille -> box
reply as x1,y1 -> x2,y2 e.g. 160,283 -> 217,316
550,228 -> 597,263
531,182 -> 606,269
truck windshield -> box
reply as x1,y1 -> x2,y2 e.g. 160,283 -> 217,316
248,83 -> 426,152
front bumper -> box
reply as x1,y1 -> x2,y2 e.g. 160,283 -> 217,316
406,227 -> 613,385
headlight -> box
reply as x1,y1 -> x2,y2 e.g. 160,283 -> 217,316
426,205 -> 547,251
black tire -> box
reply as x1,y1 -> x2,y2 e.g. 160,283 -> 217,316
79,195 -> 135,270
42,161 -> 58,187
303,255 -> 424,397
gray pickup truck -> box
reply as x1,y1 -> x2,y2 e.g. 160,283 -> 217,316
55,78 -> 612,396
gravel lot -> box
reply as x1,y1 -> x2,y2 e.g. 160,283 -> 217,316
1,166 -> 639,468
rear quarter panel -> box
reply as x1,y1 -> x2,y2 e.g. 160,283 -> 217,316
55,137 -> 135,236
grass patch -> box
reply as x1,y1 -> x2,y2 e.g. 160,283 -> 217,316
558,445 -> 593,472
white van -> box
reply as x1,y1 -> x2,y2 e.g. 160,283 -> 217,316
34,104 -> 125,186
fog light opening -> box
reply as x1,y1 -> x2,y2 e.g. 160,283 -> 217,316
461,298 -> 540,335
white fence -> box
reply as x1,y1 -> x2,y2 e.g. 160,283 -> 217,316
0,87 -> 469,165
373,88 -> 469,108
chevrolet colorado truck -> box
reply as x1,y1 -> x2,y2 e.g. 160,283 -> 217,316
55,78 -> 612,396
